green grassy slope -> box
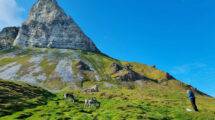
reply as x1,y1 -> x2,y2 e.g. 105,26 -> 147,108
0,48 -> 215,119
0,79 -> 54,117
0,47 -> 202,92
1,88 -> 215,120
0,47 -> 174,90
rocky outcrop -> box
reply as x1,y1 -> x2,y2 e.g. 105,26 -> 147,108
75,61 -> 90,71
166,72 -> 174,80
13,0 -> 100,52
115,69 -> 139,82
0,27 -> 19,39
110,63 -> 140,81
110,63 -> 123,74
152,65 -> 156,68
0,27 -> 19,49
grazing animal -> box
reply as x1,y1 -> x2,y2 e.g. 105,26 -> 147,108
83,85 -> 99,92
84,98 -> 100,108
64,93 -> 75,103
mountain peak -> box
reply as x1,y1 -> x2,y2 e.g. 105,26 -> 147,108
27,0 -> 67,23
13,0 -> 100,52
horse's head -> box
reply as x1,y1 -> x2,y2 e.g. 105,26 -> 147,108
94,85 -> 98,89
92,97 -> 97,100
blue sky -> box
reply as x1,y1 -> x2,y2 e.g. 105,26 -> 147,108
0,0 -> 214,97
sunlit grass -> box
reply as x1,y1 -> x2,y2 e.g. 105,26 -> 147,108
1,81 -> 215,120
0,48 -> 215,120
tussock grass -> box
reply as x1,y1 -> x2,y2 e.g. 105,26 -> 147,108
1,85 -> 215,120
0,79 -> 54,117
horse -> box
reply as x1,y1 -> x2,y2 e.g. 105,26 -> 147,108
84,98 -> 100,108
64,93 -> 76,103
83,85 -> 99,92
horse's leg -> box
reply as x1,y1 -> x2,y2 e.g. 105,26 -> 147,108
97,102 -> 100,108
87,103 -> 89,108
94,103 -> 97,109
89,102 -> 91,108
84,100 -> 89,108
84,103 -> 87,108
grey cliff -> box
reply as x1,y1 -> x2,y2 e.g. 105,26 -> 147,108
13,0 -> 100,52
0,27 -> 19,49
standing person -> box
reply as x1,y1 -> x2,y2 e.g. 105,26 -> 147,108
187,90 -> 199,111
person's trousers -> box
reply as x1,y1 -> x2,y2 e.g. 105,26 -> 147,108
190,98 -> 198,111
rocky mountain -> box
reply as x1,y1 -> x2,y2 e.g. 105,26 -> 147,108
0,0 -> 214,119
13,0 -> 99,52
0,0 -> 208,95
0,47 -> 206,96
0,47 -> 160,91
0,27 -> 19,49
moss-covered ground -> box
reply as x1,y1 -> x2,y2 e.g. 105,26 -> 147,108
0,79 -> 54,117
0,79 -> 215,120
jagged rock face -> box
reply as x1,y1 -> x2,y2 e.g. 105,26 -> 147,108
110,63 -> 140,81
115,69 -> 139,82
0,27 -> 19,39
13,0 -> 100,52
0,27 -> 19,49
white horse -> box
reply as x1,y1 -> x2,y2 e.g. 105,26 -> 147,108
84,98 -> 100,108
83,85 -> 99,92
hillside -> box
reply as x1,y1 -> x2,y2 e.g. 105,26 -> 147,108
0,0 -> 214,119
0,79 -> 54,117
0,0 -> 209,95
0,47 -> 203,93
0,80 -> 215,120
0,47 -> 215,119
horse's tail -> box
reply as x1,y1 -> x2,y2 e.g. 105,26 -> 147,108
98,102 -> 101,107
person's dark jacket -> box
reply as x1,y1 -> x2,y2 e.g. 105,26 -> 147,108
188,91 -> 195,99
